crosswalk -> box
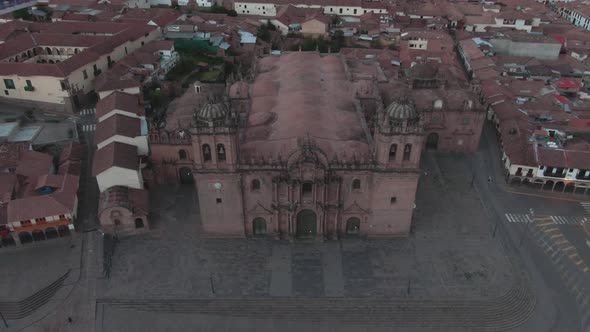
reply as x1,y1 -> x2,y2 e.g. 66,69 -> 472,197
82,124 -> 96,132
80,107 -> 96,116
581,202 -> 590,215
505,213 -> 586,225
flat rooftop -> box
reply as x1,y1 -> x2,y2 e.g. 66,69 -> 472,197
240,52 -> 370,161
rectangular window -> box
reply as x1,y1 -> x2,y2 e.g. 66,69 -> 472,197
4,90 -> 8,95
390,197 -> 397,204
216,198 -> 222,204
83,70 -> 88,79
125,47 -> 128,55
24,80 -> 34,91
60,81 -> 66,90
3,79 -> 15,89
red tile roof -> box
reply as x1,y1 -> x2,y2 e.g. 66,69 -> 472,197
16,150 -> 53,179
6,173 -> 79,223
95,114 -> 141,144
0,23 -> 157,77
92,142 -> 138,176
96,91 -> 143,118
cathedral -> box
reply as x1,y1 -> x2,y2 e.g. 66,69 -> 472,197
148,51 -> 485,239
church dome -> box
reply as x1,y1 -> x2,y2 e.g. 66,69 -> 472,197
385,96 -> 418,120
408,63 -> 438,79
196,102 -> 229,120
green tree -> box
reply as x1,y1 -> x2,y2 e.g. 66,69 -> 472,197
13,8 -> 33,20
330,30 -> 345,52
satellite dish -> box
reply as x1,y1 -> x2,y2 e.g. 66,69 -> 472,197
213,182 -> 222,190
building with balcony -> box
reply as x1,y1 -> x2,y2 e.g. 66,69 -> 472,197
0,21 -> 160,113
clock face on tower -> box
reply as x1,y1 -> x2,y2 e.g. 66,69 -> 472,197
213,182 -> 223,190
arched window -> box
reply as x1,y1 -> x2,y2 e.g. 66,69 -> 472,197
352,179 -> 361,190
45,47 -> 52,55
251,179 -> 261,191
178,149 -> 187,160
74,48 -> 79,54
389,144 -> 397,161
403,144 -> 412,161
217,144 -> 226,162
135,218 -> 144,228
202,144 -> 212,162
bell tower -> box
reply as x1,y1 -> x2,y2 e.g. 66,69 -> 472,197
190,99 -> 239,171
374,96 -> 424,169
190,99 -> 244,237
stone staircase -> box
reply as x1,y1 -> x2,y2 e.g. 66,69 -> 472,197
98,284 -> 536,331
0,270 -> 70,320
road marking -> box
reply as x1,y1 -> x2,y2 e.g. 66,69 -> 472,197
506,190 -> 585,202
543,227 -> 559,234
82,124 -> 96,132
506,213 -> 586,226
581,202 -> 590,214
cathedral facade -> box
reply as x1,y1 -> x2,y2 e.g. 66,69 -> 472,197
148,52 -> 484,239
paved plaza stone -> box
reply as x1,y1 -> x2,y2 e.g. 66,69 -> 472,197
97,153 -> 516,302
0,236 -> 78,301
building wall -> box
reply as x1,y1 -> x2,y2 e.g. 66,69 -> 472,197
423,108 -> 486,153
149,143 -> 193,184
97,135 -> 149,155
234,1 -> 386,16
98,205 -> 149,235
0,29 -> 160,112
194,173 -> 245,236
490,39 -> 561,60
368,172 -> 418,236
96,166 -> 143,192
301,19 -> 328,35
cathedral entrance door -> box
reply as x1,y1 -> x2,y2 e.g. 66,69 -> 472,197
179,167 -> 194,185
426,132 -> 439,150
296,209 -> 317,238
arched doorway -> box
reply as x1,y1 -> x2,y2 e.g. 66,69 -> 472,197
296,209 -> 317,238
32,230 -> 46,242
543,180 -> 554,191
134,218 -> 144,228
45,227 -> 58,239
554,181 -> 565,192
426,132 -> 439,150
346,217 -> 361,236
252,217 -> 267,236
19,232 -> 33,244
179,167 -> 194,185
58,225 -> 70,237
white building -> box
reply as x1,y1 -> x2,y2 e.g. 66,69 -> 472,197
233,0 -> 387,17
93,142 -> 144,193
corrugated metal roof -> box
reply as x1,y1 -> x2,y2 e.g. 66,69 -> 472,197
238,30 -> 256,44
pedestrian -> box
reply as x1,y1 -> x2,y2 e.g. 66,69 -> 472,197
487,176 -> 492,183
67,317 -> 72,323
